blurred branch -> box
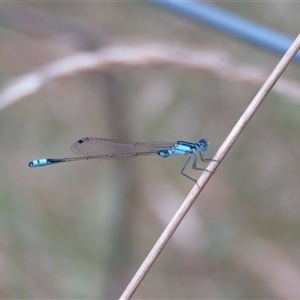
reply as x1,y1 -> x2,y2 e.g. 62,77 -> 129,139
149,1 -> 299,61
1,43 -> 300,110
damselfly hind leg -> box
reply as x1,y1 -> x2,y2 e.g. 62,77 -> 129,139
180,154 -> 198,183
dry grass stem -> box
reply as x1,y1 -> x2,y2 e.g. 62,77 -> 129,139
119,34 -> 300,300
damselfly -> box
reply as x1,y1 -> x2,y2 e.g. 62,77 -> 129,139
29,137 -> 213,182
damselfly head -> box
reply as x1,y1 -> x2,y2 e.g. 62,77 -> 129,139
198,139 -> 210,152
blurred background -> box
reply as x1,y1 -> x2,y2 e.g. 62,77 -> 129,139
1,2 -> 300,299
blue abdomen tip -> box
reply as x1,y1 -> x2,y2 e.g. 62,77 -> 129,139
28,159 -> 49,167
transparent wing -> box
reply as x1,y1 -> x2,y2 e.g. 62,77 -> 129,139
71,137 -> 174,157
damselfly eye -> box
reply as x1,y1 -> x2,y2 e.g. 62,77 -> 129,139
198,139 -> 209,152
